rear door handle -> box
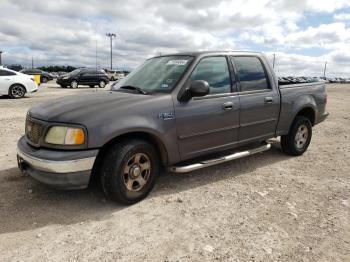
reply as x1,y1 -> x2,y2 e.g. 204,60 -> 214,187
222,102 -> 234,111
264,97 -> 273,103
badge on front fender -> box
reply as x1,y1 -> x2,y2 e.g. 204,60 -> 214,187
158,113 -> 175,120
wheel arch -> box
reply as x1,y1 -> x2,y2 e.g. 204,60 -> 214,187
294,106 -> 316,126
91,131 -> 169,178
9,83 -> 27,94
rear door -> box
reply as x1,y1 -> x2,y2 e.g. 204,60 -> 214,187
174,56 -> 240,160
230,56 -> 280,143
0,69 -> 16,94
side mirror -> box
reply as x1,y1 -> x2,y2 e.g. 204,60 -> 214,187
189,80 -> 209,97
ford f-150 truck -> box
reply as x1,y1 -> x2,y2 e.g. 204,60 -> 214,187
17,51 -> 328,204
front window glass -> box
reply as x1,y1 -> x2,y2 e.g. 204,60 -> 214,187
189,56 -> 231,94
112,56 -> 193,93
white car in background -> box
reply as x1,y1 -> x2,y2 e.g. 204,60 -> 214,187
105,69 -> 125,81
0,67 -> 38,98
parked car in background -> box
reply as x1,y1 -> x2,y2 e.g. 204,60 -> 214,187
58,71 -> 68,76
105,69 -> 125,81
20,68 -> 54,83
50,72 -> 59,78
0,67 -> 38,98
56,68 -> 109,88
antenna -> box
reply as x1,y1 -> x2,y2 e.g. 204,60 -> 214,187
95,40 -> 98,92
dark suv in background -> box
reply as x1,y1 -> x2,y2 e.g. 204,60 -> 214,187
20,68 -> 54,83
56,68 -> 109,88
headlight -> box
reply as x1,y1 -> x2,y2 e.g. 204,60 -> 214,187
45,126 -> 85,145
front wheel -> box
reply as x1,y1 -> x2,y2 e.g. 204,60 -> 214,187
70,80 -> 78,88
9,85 -> 26,99
281,116 -> 312,156
100,139 -> 159,205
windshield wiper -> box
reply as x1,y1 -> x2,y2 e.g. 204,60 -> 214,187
119,85 -> 149,95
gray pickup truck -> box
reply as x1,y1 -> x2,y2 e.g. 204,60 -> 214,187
17,51 -> 328,204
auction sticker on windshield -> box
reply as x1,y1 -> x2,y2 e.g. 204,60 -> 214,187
166,60 -> 188,66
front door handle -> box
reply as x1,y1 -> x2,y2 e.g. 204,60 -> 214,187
264,97 -> 273,104
222,102 -> 234,111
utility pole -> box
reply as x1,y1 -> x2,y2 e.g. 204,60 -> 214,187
0,51 -> 3,66
323,61 -> 327,78
31,56 -> 34,68
106,33 -> 116,70
272,53 -> 276,68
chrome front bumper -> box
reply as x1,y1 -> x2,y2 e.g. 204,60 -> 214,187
17,147 -> 96,174
17,136 -> 98,189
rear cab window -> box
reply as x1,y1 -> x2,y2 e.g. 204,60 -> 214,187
231,56 -> 270,92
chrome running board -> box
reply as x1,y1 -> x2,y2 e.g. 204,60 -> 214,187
169,143 -> 271,173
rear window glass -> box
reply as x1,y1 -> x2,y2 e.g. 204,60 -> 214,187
233,56 -> 269,92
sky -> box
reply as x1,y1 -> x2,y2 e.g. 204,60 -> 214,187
0,0 -> 350,77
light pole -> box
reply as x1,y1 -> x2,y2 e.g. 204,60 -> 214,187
323,61 -> 327,78
0,51 -> 3,66
272,53 -> 276,68
106,33 -> 116,70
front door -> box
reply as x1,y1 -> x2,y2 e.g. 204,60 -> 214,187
174,56 -> 240,160
231,56 -> 280,143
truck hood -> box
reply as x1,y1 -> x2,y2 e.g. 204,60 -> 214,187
29,91 -> 167,125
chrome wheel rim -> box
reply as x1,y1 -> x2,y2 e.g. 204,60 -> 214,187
71,81 -> 78,88
295,124 -> 308,149
99,81 -> 105,87
11,86 -> 25,98
123,153 -> 151,192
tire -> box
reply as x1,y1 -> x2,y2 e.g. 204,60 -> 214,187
100,139 -> 159,205
281,116 -> 312,156
70,80 -> 78,88
99,80 -> 106,88
111,76 -> 115,81
60,85 -> 67,88
9,84 -> 26,99
41,76 -> 48,83
89,85 -> 95,88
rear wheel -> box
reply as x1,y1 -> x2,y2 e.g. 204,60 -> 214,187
70,80 -> 78,88
9,85 -> 26,99
281,116 -> 312,156
100,139 -> 159,205
99,80 -> 106,88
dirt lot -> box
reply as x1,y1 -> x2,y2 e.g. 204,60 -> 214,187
0,83 -> 349,262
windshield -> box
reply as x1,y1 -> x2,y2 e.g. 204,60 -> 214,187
66,69 -> 81,77
112,56 -> 193,93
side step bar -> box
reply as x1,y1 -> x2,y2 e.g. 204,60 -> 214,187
169,143 -> 271,174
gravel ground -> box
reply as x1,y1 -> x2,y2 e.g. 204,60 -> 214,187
0,83 -> 349,262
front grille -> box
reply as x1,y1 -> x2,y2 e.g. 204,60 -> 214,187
25,117 -> 44,145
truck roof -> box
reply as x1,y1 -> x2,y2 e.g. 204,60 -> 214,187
157,50 -> 263,58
